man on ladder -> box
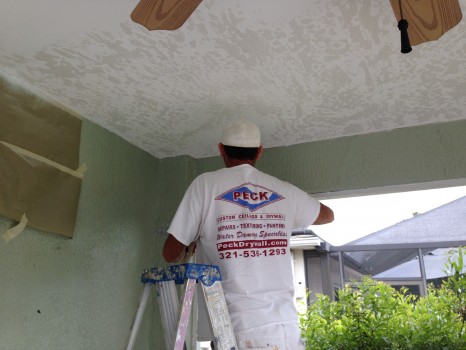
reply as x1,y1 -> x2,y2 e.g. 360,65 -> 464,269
163,119 -> 334,350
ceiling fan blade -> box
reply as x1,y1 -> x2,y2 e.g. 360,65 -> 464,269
131,0 -> 203,31
390,0 -> 463,46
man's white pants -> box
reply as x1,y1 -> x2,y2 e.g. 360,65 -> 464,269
235,323 -> 306,350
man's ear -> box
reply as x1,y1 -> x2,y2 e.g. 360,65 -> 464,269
256,146 -> 264,160
218,143 -> 225,157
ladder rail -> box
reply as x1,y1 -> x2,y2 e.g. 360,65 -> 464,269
201,282 -> 237,350
174,278 -> 196,350
158,280 -> 180,350
126,283 -> 152,350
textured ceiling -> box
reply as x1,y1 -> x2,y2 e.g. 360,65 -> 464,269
1,0 -> 465,159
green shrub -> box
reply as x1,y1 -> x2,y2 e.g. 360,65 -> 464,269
300,248 -> 466,349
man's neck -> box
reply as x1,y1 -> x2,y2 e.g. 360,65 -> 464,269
225,159 -> 256,168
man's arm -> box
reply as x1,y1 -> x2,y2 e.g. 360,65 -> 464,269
312,203 -> 334,225
162,234 -> 196,263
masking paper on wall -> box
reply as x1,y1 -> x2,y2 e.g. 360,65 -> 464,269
0,76 -> 83,238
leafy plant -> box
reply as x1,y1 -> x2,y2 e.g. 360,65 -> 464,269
300,247 -> 466,349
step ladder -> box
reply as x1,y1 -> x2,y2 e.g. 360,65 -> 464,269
126,263 -> 238,350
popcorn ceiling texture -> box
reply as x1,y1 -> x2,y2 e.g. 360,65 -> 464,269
1,0 -> 465,158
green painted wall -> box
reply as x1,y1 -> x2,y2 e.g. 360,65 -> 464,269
154,156 -> 198,235
0,119 -> 163,350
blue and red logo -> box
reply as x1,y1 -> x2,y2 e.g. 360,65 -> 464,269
215,183 -> 284,211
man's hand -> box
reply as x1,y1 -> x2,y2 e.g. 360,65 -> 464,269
182,241 -> 197,263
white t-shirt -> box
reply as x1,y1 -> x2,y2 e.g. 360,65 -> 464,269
168,164 -> 320,332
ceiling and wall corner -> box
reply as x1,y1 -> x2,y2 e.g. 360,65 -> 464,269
1,0 -> 465,159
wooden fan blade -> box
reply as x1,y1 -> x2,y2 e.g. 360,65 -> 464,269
131,0 -> 203,31
390,0 -> 463,46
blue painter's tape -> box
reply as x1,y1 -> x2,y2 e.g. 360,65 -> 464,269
141,263 -> 222,286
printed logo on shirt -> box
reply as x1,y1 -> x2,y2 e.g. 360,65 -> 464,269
215,182 -> 284,212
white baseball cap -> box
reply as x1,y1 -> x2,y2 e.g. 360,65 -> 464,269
221,119 -> 261,148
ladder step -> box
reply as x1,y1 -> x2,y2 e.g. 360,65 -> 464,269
141,263 -> 223,286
